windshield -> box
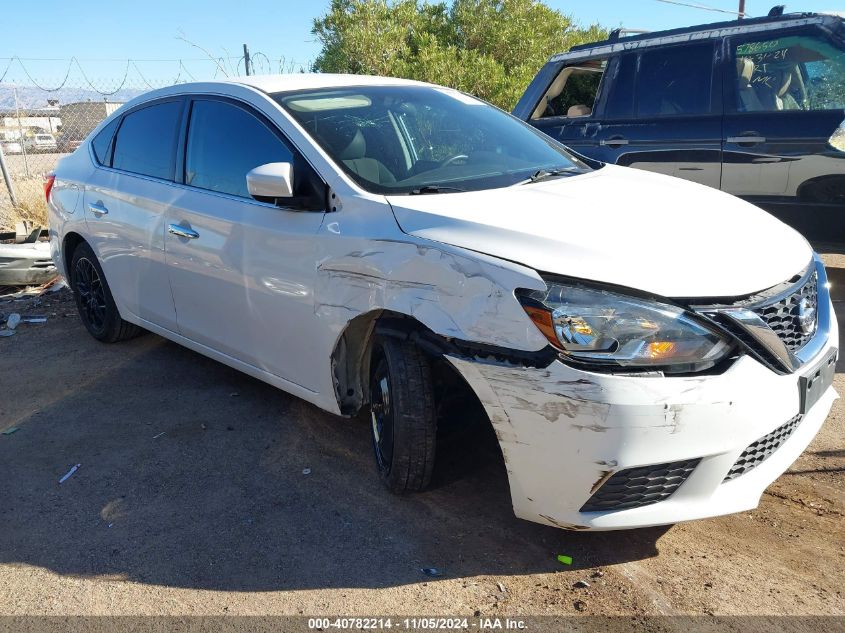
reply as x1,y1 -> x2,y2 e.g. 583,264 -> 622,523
273,85 -> 589,194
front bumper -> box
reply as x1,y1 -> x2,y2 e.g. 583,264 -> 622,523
446,304 -> 838,531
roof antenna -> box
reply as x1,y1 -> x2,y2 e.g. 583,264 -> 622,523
768,5 -> 786,16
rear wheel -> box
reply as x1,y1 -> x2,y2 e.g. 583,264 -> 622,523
369,336 -> 437,493
70,242 -> 141,343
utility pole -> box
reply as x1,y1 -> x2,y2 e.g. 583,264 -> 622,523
738,0 -> 746,19
243,44 -> 252,76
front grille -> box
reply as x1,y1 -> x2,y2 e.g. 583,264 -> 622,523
580,458 -> 700,512
723,414 -> 803,482
752,272 -> 817,353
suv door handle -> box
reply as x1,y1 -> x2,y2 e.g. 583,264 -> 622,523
600,136 -> 629,147
726,135 -> 766,146
88,201 -> 109,216
168,224 -> 199,239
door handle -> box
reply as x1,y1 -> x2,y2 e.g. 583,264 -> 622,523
168,224 -> 199,239
600,137 -> 629,147
726,135 -> 766,146
88,201 -> 109,216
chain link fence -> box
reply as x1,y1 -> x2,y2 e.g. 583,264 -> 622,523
0,55 -> 309,231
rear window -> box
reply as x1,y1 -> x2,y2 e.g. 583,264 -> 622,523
112,100 -> 182,180
636,43 -> 714,116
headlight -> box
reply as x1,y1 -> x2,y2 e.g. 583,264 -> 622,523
518,283 -> 733,373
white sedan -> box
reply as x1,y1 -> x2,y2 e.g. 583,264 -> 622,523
47,74 -> 838,530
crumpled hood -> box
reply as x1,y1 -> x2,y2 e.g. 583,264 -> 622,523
387,165 -> 812,298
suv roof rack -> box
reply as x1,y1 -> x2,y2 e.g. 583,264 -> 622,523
567,10 -> 832,53
608,28 -> 651,41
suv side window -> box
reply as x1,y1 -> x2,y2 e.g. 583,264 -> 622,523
112,100 -> 182,180
636,43 -> 714,116
91,117 -> 119,166
184,99 -> 294,198
532,59 -> 607,119
733,33 -> 845,112
603,53 -> 637,119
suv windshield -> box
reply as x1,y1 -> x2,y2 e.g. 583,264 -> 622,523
274,85 -> 588,194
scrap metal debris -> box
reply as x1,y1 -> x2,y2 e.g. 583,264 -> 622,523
0,240 -> 57,287
421,568 -> 443,577
58,464 -> 81,484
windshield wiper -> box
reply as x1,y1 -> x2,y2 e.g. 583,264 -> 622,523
521,167 -> 578,185
408,185 -> 467,195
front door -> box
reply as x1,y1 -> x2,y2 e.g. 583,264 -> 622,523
722,28 -> 845,216
164,97 -> 326,390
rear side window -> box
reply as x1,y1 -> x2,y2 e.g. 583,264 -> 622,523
91,117 -> 119,166
112,101 -> 182,180
733,33 -> 845,112
184,99 -> 294,198
636,43 -> 714,116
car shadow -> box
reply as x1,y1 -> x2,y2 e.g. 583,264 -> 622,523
0,328 -> 668,592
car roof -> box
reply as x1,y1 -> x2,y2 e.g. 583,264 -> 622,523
552,12 -> 843,63
220,73 -> 434,94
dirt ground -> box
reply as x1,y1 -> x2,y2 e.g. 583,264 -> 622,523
0,252 -> 843,627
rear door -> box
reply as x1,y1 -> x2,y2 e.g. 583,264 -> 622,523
593,42 -> 723,188
164,96 -> 327,390
83,98 -> 184,331
722,27 -> 845,216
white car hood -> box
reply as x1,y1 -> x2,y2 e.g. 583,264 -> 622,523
387,165 -> 812,298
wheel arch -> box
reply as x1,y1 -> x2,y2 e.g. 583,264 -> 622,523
62,231 -> 88,279
330,309 -> 478,416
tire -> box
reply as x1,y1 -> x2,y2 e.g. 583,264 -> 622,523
369,335 -> 437,493
69,242 -> 141,343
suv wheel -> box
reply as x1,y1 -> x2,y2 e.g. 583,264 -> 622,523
369,336 -> 437,493
70,242 -> 141,343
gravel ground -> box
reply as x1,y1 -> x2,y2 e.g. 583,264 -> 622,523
0,253 -> 842,627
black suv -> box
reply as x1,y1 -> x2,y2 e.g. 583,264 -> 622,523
514,9 -> 845,240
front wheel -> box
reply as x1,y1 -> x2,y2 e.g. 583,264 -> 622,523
369,336 -> 437,493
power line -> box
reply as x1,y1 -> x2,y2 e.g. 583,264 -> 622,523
654,0 -> 750,17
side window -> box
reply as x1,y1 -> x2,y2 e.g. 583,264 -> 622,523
603,53 -> 636,119
636,43 -> 714,116
185,99 -> 294,198
112,101 -> 182,179
91,117 -> 119,166
733,33 -> 845,112
532,60 -> 607,120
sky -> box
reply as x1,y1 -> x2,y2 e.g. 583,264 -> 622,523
0,0 -> 841,86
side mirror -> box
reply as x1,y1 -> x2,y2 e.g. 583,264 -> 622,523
246,162 -> 294,200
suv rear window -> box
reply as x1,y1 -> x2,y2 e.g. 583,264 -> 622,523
112,101 -> 182,180
636,43 -> 714,116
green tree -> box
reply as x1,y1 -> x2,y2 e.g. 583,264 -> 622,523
312,0 -> 606,110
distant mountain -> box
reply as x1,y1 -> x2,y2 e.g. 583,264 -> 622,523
0,84 -> 147,110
